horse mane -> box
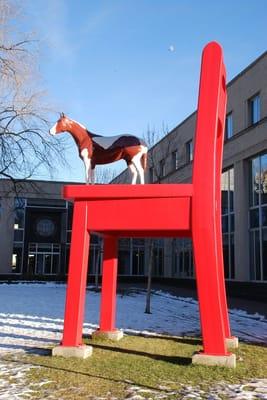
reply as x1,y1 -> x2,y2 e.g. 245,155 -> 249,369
87,130 -> 102,138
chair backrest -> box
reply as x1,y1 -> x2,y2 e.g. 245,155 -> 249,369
192,41 -> 227,200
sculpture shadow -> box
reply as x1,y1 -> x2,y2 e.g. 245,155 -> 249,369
4,356 -> 172,393
90,342 -> 191,366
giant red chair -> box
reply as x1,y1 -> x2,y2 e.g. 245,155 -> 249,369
53,42 -> 238,367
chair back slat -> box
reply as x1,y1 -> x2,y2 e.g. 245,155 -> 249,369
192,42 -> 227,195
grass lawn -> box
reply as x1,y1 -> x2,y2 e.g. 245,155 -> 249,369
7,334 -> 267,399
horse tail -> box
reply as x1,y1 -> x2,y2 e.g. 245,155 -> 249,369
141,148 -> 148,171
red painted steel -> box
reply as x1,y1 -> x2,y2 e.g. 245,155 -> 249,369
99,236 -> 118,331
60,41 -> 233,358
87,197 -> 191,232
192,42 -> 229,354
63,183 -> 193,200
61,201 -> 90,346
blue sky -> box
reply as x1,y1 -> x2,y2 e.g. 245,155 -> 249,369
24,0 -> 267,182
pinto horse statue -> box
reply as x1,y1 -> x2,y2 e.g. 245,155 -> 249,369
49,113 -> 148,184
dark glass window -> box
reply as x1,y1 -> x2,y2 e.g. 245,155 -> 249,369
225,112 -> 233,139
132,239 -> 145,275
221,168 -> 235,279
14,197 -> 25,229
149,167 -> 154,183
263,229 -> 267,280
186,140 -> 193,163
88,243 -> 101,275
14,229 -> 24,242
248,94 -> 260,125
249,152 -> 267,281
27,243 -> 61,275
12,243 -> 23,274
172,150 -> 179,170
67,202 -> 73,230
118,239 -> 131,275
152,239 -> 164,277
118,250 -> 131,275
159,159 -> 165,178
172,238 -> 194,278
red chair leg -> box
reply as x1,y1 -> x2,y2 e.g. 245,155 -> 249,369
61,201 -> 90,347
99,236 -> 118,332
192,220 -> 227,356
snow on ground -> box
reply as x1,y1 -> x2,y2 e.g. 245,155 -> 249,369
0,283 -> 266,399
0,282 -> 266,355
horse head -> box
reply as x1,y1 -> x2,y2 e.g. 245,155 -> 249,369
49,113 -> 72,135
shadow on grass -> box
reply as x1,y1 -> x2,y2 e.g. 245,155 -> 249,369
90,342 -> 192,365
125,333 -> 203,346
84,332 -> 202,346
2,356 -> 174,393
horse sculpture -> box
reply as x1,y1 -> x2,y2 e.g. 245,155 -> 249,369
49,113 -> 148,184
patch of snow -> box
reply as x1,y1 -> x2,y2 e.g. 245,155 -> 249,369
0,283 -> 265,357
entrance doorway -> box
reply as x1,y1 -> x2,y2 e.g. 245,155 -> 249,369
28,243 -> 61,275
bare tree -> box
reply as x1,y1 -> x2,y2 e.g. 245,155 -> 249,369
145,122 -> 172,183
143,123 -> 172,313
94,166 -> 117,184
0,0 -> 66,191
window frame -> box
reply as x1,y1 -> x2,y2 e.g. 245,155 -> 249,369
186,140 -> 193,163
221,168 -> 235,280
248,93 -> 261,126
159,159 -> 166,178
172,150 -> 179,171
249,152 -> 267,281
225,112 -> 233,140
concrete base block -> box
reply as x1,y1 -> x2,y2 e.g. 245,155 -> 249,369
192,352 -> 236,368
92,329 -> 124,341
52,345 -> 93,359
225,336 -> 239,349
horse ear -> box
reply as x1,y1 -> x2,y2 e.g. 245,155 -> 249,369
60,112 -> 65,118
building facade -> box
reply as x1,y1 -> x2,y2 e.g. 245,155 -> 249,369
0,51 -> 266,296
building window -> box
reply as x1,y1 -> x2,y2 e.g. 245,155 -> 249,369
248,94 -> 260,126
172,238 -> 194,278
186,140 -> 193,163
225,112 -> 233,139
88,237 -> 102,276
12,198 -> 26,273
14,197 -> 26,230
28,243 -> 61,275
66,202 -> 73,243
12,243 -> 23,273
172,150 -> 179,170
118,238 -> 131,275
149,167 -> 154,183
249,153 -> 267,281
132,239 -> 145,275
152,239 -> 164,277
159,159 -> 165,178
221,168 -> 235,279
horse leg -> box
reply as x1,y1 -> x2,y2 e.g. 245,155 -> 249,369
128,163 -> 138,184
81,149 -> 91,184
131,154 -> 145,184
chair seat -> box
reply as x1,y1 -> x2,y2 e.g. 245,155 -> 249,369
64,184 -> 193,234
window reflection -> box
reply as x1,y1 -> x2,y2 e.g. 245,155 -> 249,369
221,168 -> 235,279
172,238 -> 194,278
248,94 -> 260,125
249,153 -> 267,281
